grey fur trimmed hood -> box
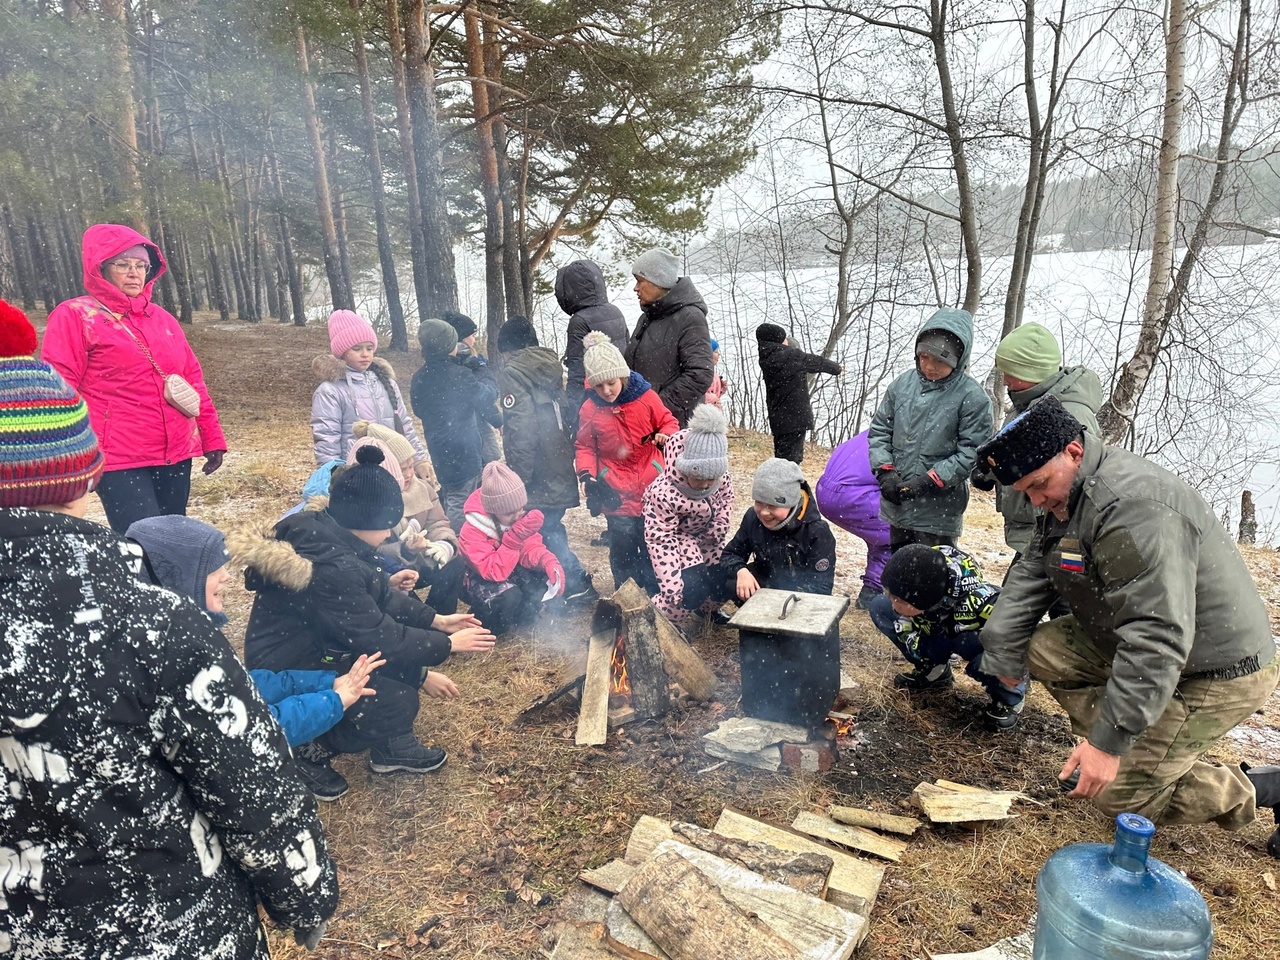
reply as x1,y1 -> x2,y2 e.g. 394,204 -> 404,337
311,353 -> 398,383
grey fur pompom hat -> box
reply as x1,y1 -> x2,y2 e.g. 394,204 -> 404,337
674,404 -> 729,479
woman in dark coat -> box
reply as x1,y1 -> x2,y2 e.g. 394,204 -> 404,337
755,322 -> 843,463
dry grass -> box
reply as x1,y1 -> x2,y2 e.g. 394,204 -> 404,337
53,312 -> 1280,958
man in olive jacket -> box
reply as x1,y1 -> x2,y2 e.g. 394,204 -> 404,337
977,396 -> 1280,854
624,247 -> 713,428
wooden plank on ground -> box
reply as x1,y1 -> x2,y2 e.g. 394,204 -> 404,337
616,850 -> 801,960
912,781 -> 1025,823
712,808 -> 884,923
791,811 -> 909,862
828,804 -> 922,837
575,628 -> 616,746
625,815 -> 675,864
651,840 -> 863,960
580,859 -> 636,895
671,822 -> 831,898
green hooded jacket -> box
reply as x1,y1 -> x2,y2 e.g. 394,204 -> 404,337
996,365 -> 1103,552
496,347 -> 580,511
867,308 -> 993,537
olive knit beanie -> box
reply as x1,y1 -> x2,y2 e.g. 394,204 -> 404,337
995,322 -> 1062,384
417,318 -> 459,358
582,331 -> 630,387
674,404 -> 729,480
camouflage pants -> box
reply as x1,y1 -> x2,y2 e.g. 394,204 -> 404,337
1027,617 -> 1280,829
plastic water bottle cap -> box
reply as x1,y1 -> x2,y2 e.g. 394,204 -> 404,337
1116,812 -> 1156,839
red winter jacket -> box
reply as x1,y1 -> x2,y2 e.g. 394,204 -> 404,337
41,224 -> 226,472
575,373 -> 679,517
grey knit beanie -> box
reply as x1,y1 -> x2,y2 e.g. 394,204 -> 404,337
674,404 -> 729,480
630,247 -> 681,289
418,317 -> 459,358
582,330 -> 630,386
751,457 -> 804,508
127,515 -> 229,615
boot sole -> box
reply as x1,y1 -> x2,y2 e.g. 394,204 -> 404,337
310,785 -> 350,802
369,755 -> 448,774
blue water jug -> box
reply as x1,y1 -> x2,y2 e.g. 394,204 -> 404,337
1033,813 -> 1213,959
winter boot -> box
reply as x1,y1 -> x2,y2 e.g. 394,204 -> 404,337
564,575 -> 600,607
854,585 -> 881,611
295,757 -> 349,802
1243,763 -> 1280,858
984,697 -> 1024,732
893,661 -> 954,691
369,734 -> 448,774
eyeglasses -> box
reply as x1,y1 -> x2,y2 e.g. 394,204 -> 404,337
105,259 -> 149,275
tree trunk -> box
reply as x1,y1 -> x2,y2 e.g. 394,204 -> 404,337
402,0 -> 458,318
464,5 -> 505,343
290,3 -> 354,311
487,18 -> 525,319
1238,490 -> 1257,545
98,0 -> 146,229
353,0 -> 408,349
386,0 -> 430,322
326,126 -> 356,309
27,214 -> 56,311
267,124 -> 307,325
1,202 -> 38,310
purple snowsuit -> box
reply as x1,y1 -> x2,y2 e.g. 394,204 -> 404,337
815,431 -> 892,591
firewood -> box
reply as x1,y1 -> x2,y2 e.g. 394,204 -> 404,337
515,674 -> 584,724
911,781 -> 1025,823
616,850 -> 801,960
605,899 -> 671,959
551,922 -> 650,959
670,822 -> 832,898
616,595 -> 669,721
789,812 -> 909,863
611,579 -> 718,701
827,805 -> 922,837
624,815 -> 675,863
580,859 -> 636,895
576,628 -> 616,746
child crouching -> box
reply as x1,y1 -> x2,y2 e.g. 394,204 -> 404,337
459,462 -> 565,636
868,544 -> 1025,730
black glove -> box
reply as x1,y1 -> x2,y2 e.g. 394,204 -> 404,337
581,474 -> 621,516
875,467 -> 904,506
898,473 -> 939,501
970,463 -> 997,492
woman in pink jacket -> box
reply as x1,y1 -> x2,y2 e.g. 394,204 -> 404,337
42,224 -> 226,532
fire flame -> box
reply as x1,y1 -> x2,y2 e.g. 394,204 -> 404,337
825,714 -> 855,737
610,634 -> 631,697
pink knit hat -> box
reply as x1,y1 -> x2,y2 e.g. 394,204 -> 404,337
480,461 -> 527,515
347,437 -> 406,490
329,309 -> 377,359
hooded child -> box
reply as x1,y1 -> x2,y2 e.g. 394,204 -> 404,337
704,337 -> 729,413
234,443 -> 496,796
556,259 -> 629,430
495,317 -> 596,605
814,430 -> 893,610
868,543 -> 1026,731
443,310 -> 502,466
0,298 -> 336,956
458,461 -> 566,636
754,323 -> 843,463
719,458 -> 837,603
575,331 -> 679,594
311,309 -> 429,467
642,403 -> 735,629
867,308 -> 992,550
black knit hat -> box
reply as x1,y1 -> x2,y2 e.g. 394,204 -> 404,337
328,444 -> 404,531
756,322 -> 787,344
976,394 -> 1084,486
497,315 -> 539,353
881,544 -> 949,611
442,310 -> 477,340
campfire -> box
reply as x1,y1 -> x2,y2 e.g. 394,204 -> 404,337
609,630 -> 631,704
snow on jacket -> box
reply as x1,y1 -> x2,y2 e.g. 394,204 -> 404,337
867,308 -> 992,537
718,487 -> 836,596
995,365 -> 1103,553
497,346 -> 580,512
757,338 -> 842,432
458,487 -> 558,584
41,223 -> 226,471
310,354 -> 428,465
641,426 -> 734,622
575,372 -> 679,517
0,507 -> 337,958
233,508 -> 451,676
557,260 -> 629,416
410,353 -> 502,486
624,277 -> 714,427
814,431 -> 888,535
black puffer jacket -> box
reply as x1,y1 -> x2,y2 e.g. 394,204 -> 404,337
0,508 -> 337,959
497,346 -> 581,512
557,260 -> 628,410
717,489 -> 837,595
410,354 -> 502,486
757,339 -> 842,432
624,276 -> 713,427
235,508 -> 451,675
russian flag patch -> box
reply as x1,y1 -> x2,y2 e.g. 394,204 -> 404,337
1059,550 -> 1085,573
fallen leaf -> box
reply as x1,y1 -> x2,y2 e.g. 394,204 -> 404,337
1263,872 -> 1276,892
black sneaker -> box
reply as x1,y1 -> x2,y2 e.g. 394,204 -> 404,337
369,735 -> 448,774
295,757 -> 349,802
854,585 -> 880,611
1242,763 -> 1280,858
893,662 -> 954,691
564,578 -> 600,606
985,699 -> 1024,731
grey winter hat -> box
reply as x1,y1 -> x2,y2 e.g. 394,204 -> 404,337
417,317 -> 459,358
630,247 -> 681,290
127,515 -> 229,614
674,404 -> 729,480
916,330 -> 964,369
752,457 -> 804,508
582,330 -> 630,387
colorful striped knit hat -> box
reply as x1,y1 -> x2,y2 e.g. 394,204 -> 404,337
0,299 -> 104,507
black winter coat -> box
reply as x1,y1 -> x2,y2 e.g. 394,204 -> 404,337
0,508 -> 337,959
718,491 -> 837,595
625,277 -> 714,428
497,346 -> 581,511
237,508 -> 452,675
758,339 -> 842,432
410,354 -> 502,486
557,260 -> 628,414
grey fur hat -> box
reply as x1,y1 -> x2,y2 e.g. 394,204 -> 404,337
674,404 -> 729,480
